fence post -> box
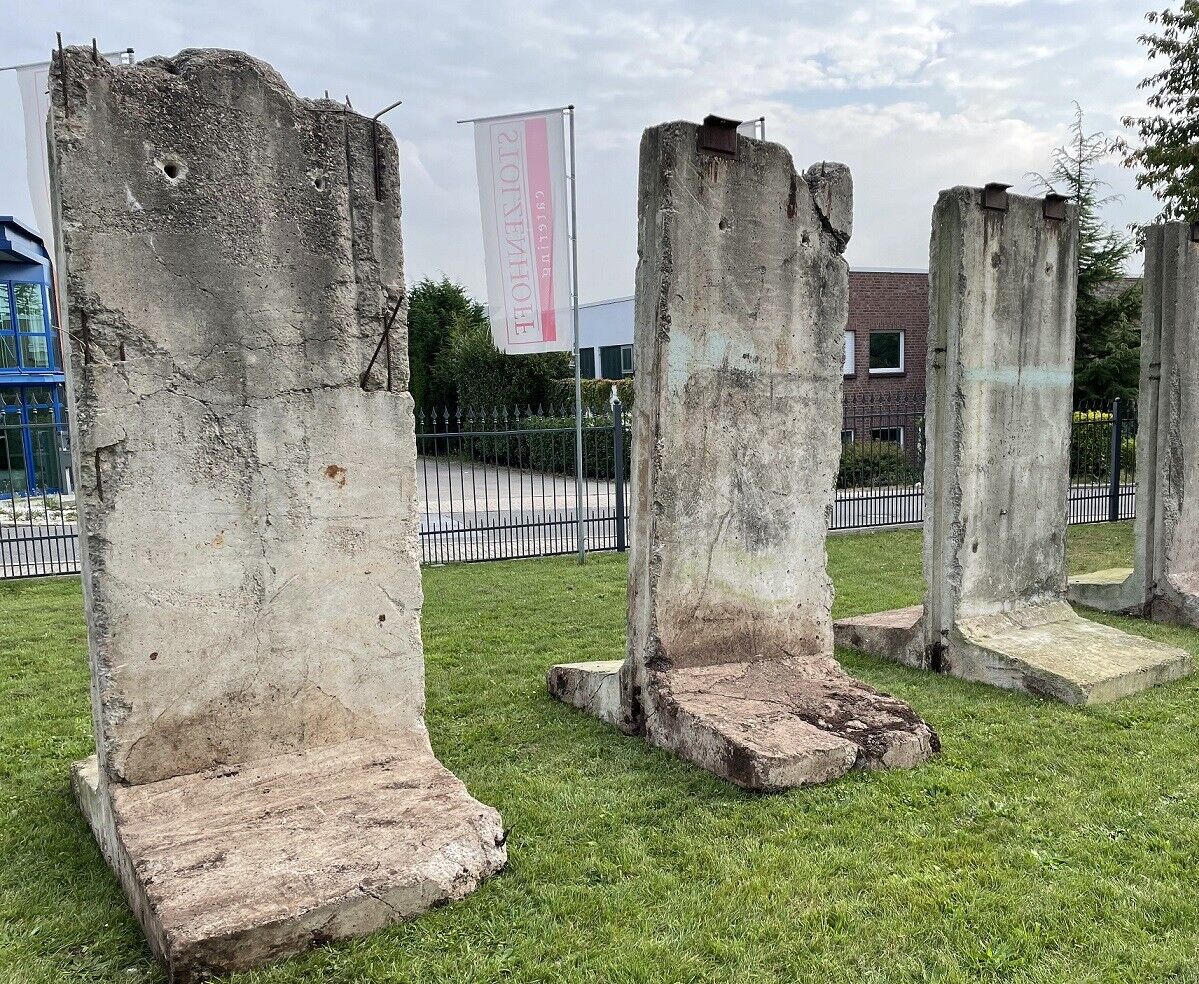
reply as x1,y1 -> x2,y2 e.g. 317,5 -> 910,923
1108,397 -> 1123,523
613,399 -> 627,552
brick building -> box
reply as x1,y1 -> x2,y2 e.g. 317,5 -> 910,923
840,268 -> 927,451
842,269 -> 927,401
578,268 -> 930,446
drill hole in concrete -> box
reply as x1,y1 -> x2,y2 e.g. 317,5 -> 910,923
314,176 -> 327,192
157,157 -> 188,184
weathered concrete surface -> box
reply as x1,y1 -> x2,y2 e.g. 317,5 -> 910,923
651,656 -> 937,790
546,660 -> 623,727
71,739 -> 505,981
1068,222 -> 1199,628
1068,567 -> 1143,613
837,189 -> 1191,703
49,47 -> 503,979
833,606 -> 925,669
952,601 -> 1191,704
924,188 -> 1079,632
549,121 -> 937,789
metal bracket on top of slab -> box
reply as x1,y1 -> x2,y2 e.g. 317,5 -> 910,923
981,182 -> 1011,213
1043,193 -> 1069,222
698,115 -> 741,160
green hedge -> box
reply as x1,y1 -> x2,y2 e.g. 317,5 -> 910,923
548,377 -> 634,415
521,416 -> 631,480
838,442 -> 920,489
1119,436 -> 1136,479
419,413 -> 631,481
1070,413 -> 1117,480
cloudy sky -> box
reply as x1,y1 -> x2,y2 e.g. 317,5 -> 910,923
2,0 -> 1161,303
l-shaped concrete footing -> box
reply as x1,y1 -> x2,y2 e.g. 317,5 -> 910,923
72,738 -> 506,982
834,602 -> 1192,705
1068,569 -> 1199,630
549,657 -> 939,791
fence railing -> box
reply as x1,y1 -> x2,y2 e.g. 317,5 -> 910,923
0,396 -> 1139,577
416,404 -> 629,564
1,418 -> 79,579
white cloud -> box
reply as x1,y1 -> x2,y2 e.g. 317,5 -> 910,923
0,0 -> 1163,300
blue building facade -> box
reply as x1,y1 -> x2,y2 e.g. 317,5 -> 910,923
0,217 -> 67,494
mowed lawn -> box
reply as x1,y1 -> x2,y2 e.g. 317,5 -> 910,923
4,522 -> 1199,983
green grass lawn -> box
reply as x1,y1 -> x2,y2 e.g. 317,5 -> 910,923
4,521 -> 1199,983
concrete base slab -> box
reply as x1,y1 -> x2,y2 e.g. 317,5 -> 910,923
834,605 -> 926,668
72,737 -> 506,982
1154,574 -> 1199,629
834,599 -> 1192,704
549,655 -> 938,792
1067,567 -> 1146,614
546,660 -> 625,728
951,601 -> 1192,704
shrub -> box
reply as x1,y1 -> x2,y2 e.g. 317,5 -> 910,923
1070,412 -> 1120,481
548,377 -> 634,415
419,412 -> 631,481
837,442 -> 920,489
521,415 -> 631,480
1119,435 -> 1136,480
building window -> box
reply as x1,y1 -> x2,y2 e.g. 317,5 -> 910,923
598,344 -> 627,380
0,287 -> 15,370
0,282 -> 55,371
620,344 -> 634,376
843,331 -> 855,376
841,428 -> 855,445
868,330 -> 904,375
579,347 -> 596,379
0,384 -> 68,495
871,426 -> 904,447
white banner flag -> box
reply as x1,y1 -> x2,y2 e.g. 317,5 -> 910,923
472,110 -> 572,354
10,49 -> 132,244
16,63 -> 54,243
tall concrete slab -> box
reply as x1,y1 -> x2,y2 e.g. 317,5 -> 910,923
835,188 -> 1191,704
548,119 -> 938,791
50,48 -> 504,980
1069,223 -> 1199,627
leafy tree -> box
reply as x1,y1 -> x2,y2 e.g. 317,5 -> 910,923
1118,1 -> 1199,224
406,277 -> 483,410
1030,106 -> 1141,403
441,312 -> 570,411
406,277 -> 571,412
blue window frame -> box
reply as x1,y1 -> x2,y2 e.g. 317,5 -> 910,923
0,281 -> 55,372
0,384 -> 68,495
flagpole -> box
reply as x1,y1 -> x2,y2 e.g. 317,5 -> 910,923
567,105 -> 585,564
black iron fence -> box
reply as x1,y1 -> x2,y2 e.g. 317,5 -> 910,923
1,417 -> 78,579
416,405 -> 630,564
1068,398 -> 1138,524
0,396 -> 1139,577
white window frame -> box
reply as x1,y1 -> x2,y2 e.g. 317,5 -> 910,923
841,428 -> 855,445
868,330 -> 905,376
843,331 -> 855,376
620,344 -> 634,376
